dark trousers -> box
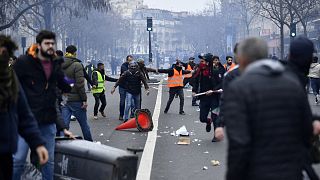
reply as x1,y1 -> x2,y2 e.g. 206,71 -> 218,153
111,67 -> 117,75
0,153 -> 12,180
199,97 -> 219,126
310,77 -> 320,96
165,88 -> 184,112
119,87 -> 126,117
93,92 -> 107,116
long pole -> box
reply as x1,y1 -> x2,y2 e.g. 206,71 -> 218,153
149,31 -> 152,62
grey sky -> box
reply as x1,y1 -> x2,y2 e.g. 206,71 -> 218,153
143,0 -> 211,12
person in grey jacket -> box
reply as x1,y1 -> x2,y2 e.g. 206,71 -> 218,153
61,45 -> 93,141
224,38 -> 313,180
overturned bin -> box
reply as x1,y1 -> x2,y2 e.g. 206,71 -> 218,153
54,138 -> 138,180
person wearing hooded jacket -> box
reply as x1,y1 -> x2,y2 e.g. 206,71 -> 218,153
224,37 -> 314,180
61,45 -> 93,141
192,54 -> 225,141
111,61 -> 149,122
0,34 -> 48,180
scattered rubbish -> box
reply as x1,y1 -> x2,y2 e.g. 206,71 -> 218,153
198,144 -> 201,146
203,151 -> 209,154
176,125 -> 189,136
157,135 -> 162,138
165,126 -> 169,129
211,160 -> 220,166
95,141 -> 101,144
177,136 -> 191,145
106,140 -> 110,142
99,133 -> 104,136
132,133 -> 135,135
196,108 -> 200,112
194,139 -> 199,142
203,166 -> 208,170
170,132 -> 176,136
169,161 -> 173,163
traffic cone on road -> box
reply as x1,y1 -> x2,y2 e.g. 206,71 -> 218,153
115,109 -> 153,132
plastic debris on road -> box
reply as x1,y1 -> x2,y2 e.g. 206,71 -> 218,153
211,160 -> 220,166
203,166 -> 208,170
170,132 -> 176,136
176,125 -> 189,136
203,151 -> 209,154
177,136 -> 190,145
99,133 -> 104,136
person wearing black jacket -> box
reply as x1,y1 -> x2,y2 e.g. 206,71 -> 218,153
117,55 -> 133,120
0,35 -> 48,180
91,63 -> 118,120
13,31 -> 71,180
224,38 -> 313,180
192,54 -> 225,139
158,60 -> 191,115
112,61 -> 149,121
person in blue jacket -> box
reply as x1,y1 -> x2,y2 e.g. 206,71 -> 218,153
0,35 -> 48,180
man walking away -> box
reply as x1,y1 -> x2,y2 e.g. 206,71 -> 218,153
61,45 -> 93,141
308,56 -> 320,104
91,63 -> 117,120
224,37 -> 313,180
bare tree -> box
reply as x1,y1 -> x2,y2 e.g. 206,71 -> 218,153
235,0 -> 260,37
256,0 -> 290,59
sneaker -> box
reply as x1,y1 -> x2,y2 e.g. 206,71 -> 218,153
93,116 -> 98,120
100,111 -> 106,117
164,110 -> 168,114
119,116 -> 124,121
179,111 -> 186,115
206,118 -> 212,132
70,115 -> 76,121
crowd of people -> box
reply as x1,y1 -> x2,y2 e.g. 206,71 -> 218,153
1,28 -> 320,180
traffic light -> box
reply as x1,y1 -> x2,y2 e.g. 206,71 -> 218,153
290,23 -> 296,37
147,17 -> 152,31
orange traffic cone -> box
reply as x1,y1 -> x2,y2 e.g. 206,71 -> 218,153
115,109 -> 153,132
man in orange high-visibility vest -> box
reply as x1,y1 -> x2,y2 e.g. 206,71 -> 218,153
158,61 -> 192,115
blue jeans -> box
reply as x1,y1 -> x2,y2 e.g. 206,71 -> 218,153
124,92 -> 141,121
13,124 -> 56,180
310,77 -> 320,96
119,87 -> 126,118
61,102 -> 93,141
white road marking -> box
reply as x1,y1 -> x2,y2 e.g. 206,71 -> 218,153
136,80 -> 163,180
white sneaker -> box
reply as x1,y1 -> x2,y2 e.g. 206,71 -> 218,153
93,116 -> 98,120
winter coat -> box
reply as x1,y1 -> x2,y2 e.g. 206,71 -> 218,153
14,53 -> 70,124
224,59 -> 313,180
61,57 -> 87,102
308,63 -> 320,78
192,64 -> 225,100
1,84 -> 45,154
115,69 -> 149,95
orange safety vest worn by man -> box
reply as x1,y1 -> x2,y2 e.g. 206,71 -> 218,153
158,61 -> 191,115
223,56 -> 236,72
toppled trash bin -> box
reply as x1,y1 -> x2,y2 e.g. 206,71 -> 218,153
54,138 -> 138,180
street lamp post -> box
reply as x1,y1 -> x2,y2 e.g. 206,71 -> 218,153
147,17 -> 153,62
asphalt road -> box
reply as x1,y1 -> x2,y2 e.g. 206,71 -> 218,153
68,76 -> 320,180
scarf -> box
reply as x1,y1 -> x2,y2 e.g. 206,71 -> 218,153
0,54 -> 19,112
194,63 -> 210,78
65,52 -> 76,58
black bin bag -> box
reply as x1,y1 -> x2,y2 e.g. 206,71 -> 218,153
54,138 -> 138,180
